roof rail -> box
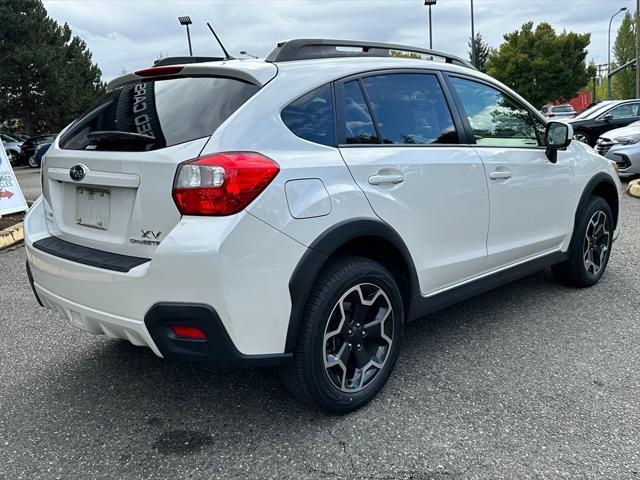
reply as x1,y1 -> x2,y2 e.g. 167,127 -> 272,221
153,56 -> 225,67
266,39 -> 476,70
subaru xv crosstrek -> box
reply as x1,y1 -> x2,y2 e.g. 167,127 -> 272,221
24,39 -> 622,413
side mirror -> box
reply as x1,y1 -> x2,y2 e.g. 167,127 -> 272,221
603,113 -> 613,122
545,121 -> 572,163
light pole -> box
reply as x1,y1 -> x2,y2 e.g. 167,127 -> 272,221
607,7 -> 627,99
424,0 -> 437,49
178,16 -> 193,57
470,0 -> 475,67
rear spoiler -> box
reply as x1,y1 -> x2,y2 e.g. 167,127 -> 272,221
106,62 -> 277,90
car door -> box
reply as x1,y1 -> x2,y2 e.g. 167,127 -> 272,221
593,101 -> 640,138
446,75 -> 574,270
336,71 -> 490,295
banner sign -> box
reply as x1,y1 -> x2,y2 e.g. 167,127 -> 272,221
0,141 -> 28,216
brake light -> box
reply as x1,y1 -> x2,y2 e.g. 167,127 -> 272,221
135,65 -> 184,77
172,152 -> 279,216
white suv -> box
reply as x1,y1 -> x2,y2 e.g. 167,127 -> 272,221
24,40 -> 622,413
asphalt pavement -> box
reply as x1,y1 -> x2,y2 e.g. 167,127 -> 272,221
12,165 -> 42,203
0,191 -> 638,479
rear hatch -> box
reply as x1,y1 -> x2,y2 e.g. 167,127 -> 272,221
42,63 -> 274,258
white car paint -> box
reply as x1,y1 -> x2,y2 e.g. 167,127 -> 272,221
24,52 -> 622,361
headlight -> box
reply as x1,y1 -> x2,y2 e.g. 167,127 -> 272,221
615,135 -> 640,145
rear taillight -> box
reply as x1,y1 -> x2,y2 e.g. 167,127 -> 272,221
172,152 -> 279,216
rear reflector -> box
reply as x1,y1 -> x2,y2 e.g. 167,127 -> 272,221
172,152 -> 279,216
135,65 -> 184,77
171,325 -> 207,340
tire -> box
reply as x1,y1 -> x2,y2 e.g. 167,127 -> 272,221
28,155 -> 38,168
552,196 -> 613,288
7,151 -> 18,167
279,256 -> 404,414
574,132 -> 590,145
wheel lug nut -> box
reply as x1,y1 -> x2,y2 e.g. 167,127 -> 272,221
356,344 -> 361,349
355,323 -> 360,328
348,329 -> 352,335
348,343 -> 352,349
362,331 -> 367,337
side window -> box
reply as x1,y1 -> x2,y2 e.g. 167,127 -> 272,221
361,73 -> 458,144
343,80 -> 378,144
449,76 -> 542,147
602,102 -> 640,120
281,84 -> 335,146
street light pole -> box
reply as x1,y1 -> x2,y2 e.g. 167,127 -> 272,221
178,16 -> 193,57
424,0 -> 437,49
470,0 -> 476,67
607,7 -> 627,99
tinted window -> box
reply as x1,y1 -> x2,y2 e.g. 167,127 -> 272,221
552,105 -> 573,113
281,84 -> 334,146
361,73 -> 457,145
450,77 -> 542,147
60,76 -> 259,151
602,102 -> 640,119
343,80 -> 378,144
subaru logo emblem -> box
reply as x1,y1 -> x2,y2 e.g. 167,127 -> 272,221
69,164 -> 86,181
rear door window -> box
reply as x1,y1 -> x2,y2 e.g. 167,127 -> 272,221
361,73 -> 458,145
281,84 -> 335,146
59,76 -> 259,151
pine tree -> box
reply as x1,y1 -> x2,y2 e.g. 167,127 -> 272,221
0,0 -> 106,134
612,12 -> 636,100
468,33 -> 491,73
486,22 -> 591,107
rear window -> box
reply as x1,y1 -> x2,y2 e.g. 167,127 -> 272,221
552,105 -> 573,113
59,76 -> 259,151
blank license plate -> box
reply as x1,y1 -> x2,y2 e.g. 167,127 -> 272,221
76,187 -> 110,230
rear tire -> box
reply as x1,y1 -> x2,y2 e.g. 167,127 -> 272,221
279,256 -> 403,414
552,196 -> 613,287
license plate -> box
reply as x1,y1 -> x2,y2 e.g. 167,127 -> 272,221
76,187 -> 110,230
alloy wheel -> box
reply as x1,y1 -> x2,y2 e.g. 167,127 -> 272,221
323,283 -> 394,393
583,210 -> 610,276
574,133 -> 589,144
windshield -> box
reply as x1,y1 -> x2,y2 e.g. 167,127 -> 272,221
575,102 -> 614,120
59,76 -> 259,151
552,105 -> 574,113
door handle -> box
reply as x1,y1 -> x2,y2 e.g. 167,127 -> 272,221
368,174 -> 404,185
489,171 -> 512,180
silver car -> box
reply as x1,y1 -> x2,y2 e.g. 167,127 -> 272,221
0,134 -> 22,166
596,120 -> 640,175
541,104 -> 576,119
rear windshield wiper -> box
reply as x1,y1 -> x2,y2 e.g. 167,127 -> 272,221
86,131 -> 156,144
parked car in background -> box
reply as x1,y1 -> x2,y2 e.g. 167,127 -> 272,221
0,133 -> 22,166
17,134 -> 56,166
541,104 -> 576,119
569,99 -> 640,146
0,131 -> 29,142
29,141 -> 52,168
596,120 -> 640,176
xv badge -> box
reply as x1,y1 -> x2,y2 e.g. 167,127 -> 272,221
141,229 -> 161,240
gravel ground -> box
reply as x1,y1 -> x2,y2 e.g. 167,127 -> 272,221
0,190 -> 638,480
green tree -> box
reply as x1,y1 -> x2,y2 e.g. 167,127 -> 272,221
612,12 -> 636,99
468,32 -> 491,73
486,22 -> 591,107
0,0 -> 106,134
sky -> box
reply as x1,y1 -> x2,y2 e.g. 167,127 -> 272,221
43,0 -> 637,82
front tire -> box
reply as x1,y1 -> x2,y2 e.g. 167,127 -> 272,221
574,132 -> 590,145
552,196 -> 613,287
280,256 -> 404,414
28,155 -> 39,168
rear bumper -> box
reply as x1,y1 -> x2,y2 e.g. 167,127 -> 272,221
24,197 -> 307,365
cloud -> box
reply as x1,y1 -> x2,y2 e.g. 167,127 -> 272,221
43,0 -> 635,81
